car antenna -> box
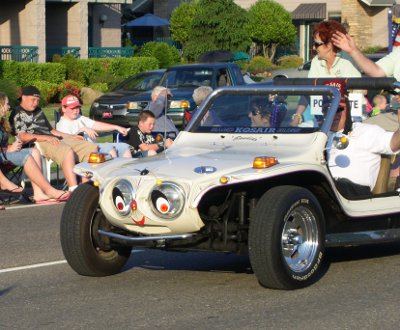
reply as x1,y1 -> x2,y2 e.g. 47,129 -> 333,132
164,81 -> 168,142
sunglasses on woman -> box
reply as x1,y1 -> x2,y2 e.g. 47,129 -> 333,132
313,40 -> 325,48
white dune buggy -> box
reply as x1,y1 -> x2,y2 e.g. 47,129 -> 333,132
60,77 -> 400,289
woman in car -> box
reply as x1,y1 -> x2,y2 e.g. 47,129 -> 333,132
291,20 -> 362,126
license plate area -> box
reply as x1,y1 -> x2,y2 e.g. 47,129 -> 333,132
102,111 -> 113,118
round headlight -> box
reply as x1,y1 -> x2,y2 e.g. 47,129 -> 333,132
150,182 -> 185,219
112,180 -> 134,216
92,102 -> 99,108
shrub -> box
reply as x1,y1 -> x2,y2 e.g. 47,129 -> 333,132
80,57 -> 159,86
39,63 -> 65,84
55,80 -> 84,102
89,82 -> 109,93
61,54 -> 85,83
52,54 -> 63,63
1,61 -> 65,86
362,46 -> 385,54
31,80 -> 59,106
276,55 -> 303,68
0,79 -> 18,107
139,42 -> 181,68
247,56 -> 273,74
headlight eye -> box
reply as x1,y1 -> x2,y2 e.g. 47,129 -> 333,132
112,180 -> 134,216
150,182 -> 184,218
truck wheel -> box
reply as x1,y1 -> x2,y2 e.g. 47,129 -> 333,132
60,183 -> 131,276
249,186 -> 325,289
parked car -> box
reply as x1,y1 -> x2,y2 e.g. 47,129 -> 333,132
267,53 -> 386,81
121,62 -> 246,128
89,69 -> 165,127
61,77 -> 400,290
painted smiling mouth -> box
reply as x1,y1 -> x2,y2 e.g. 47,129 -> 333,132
132,216 -> 145,226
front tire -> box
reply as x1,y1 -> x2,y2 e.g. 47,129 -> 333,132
249,186 -> 325,289
60,183 -> 131,276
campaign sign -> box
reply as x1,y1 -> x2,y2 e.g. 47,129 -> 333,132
310,96 -> 323,115
348,93 -> 363,117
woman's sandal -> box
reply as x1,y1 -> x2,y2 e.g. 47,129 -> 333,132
0,185 -> 24,195
34,199 -> 59,205
55,191 -> 71,202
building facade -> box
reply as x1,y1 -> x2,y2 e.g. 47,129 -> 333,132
0,0 -> 132,62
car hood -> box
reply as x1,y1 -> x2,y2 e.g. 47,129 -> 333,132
94,90 -> 149,104
75,131 -> 327,187
126,87 -> 196,102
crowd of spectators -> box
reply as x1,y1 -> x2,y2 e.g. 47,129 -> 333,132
2,19 -> 400,208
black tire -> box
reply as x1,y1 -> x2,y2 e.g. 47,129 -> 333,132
60,183 -> 131,276
249,185 -> 325,289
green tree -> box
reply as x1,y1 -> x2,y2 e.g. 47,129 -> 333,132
246,0 -> 296,62
169,0 -> 199,48
185,0 -> 251,61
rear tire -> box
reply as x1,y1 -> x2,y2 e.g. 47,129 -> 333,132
60,183 -> 131,276
249,186 -> 325,289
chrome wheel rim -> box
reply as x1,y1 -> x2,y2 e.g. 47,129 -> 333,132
281,205 -> 319,273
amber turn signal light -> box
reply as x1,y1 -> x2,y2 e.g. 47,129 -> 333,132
88,152 -> 106,163
253,156 -> 279,169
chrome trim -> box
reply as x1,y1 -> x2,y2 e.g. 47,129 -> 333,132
98,229 -> 193,243
326,228 -> 400,247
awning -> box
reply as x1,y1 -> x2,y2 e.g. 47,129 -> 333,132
125,13 -> 169,27
360,0 -> 395,6
292,3 -> 327,21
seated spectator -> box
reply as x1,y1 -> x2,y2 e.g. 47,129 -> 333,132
9,86 -> 98,192
191,86 -> 224,126
127,110 -> 173,157
369,94 -> 388,117
193,86 -> 213,108
147,86 -> 179,137
1,91 -> 70,203
56,95 -> 131,158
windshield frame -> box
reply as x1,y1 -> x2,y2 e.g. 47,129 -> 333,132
185,85 -> 341,135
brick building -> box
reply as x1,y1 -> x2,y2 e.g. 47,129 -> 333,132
0,0 -> 132,62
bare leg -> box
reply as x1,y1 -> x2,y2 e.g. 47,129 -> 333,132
61,149 -> 78,188
109,148 -> 117,158
22,156 -> 69,200
31,147 -> 42,169
122,148 -> 132,158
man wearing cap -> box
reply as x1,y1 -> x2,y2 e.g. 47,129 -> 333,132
56,95 -> 131,158
9,86 -> 98,192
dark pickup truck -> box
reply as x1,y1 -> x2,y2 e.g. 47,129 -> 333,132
90,62 -> 246,128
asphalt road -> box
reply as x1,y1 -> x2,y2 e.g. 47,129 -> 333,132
1,204 -> 400,329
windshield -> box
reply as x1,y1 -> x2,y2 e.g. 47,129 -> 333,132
115,72 -> 163,92
189,86 -> 340,134
159,68 -> 214,88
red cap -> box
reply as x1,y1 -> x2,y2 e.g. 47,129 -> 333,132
61,95 -> 81,108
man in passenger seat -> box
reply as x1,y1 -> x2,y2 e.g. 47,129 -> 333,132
328,106 -> 400,197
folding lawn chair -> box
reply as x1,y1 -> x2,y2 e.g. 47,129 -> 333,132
0,160 -> 31,205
